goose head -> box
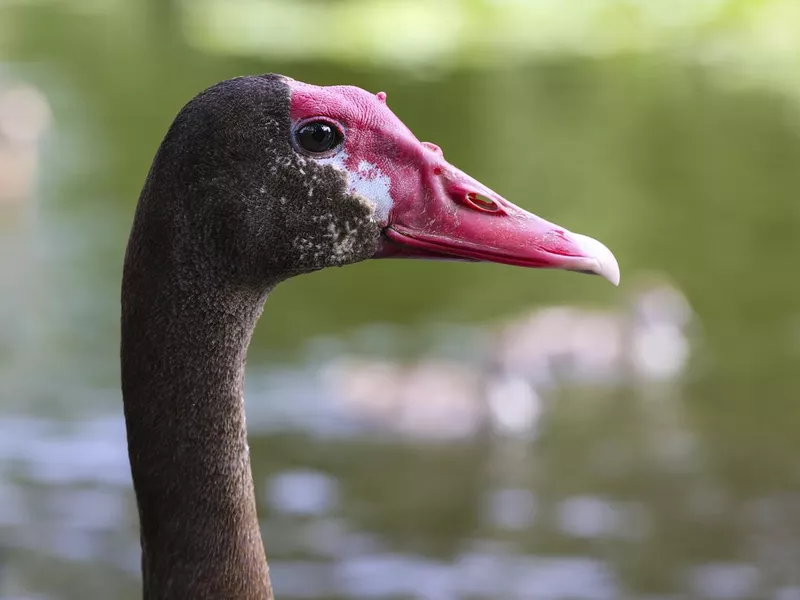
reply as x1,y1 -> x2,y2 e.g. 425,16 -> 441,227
136,74 -> 619,288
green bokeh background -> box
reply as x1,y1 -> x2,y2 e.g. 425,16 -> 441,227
1,1 -> 800,598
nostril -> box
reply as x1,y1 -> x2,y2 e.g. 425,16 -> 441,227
432,166 -> 443,176
465,192 -> 502,213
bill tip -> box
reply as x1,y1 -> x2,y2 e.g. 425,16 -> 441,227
572,233 -> 621,286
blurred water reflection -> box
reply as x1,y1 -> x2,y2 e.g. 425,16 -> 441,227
2,1 -> 800,599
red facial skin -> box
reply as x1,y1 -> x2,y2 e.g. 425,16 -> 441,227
286,78 -> 620,285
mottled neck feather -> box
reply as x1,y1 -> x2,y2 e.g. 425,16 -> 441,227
119,75 -> 291,600
121,243 -> 274,599
120,74 -> 380,600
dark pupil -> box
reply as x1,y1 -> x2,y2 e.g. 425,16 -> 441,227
298,122 -> 337,153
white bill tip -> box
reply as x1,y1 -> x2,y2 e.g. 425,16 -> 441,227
571,233 -> 621,286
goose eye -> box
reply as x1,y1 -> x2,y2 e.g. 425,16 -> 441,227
296,121 -> 343,154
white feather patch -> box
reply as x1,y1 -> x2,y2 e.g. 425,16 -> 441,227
315,151 -> 394,222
